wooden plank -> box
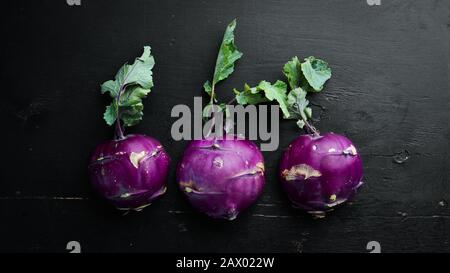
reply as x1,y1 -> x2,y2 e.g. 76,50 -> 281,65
0,0 -> 448,252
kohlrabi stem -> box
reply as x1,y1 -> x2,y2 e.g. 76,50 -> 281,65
303,117 -> 320,136
113,60 -> 139,140
114,85 -> 126,140
226,97 -> 236,105
295,103 -> 320,137
114,119 -> 125,140
205,92 -> 236,138
209,84 -> 216,105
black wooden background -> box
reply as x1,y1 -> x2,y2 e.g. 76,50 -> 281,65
1,0 -> 448,253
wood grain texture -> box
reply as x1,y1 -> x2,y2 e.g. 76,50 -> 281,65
0,0 -> 448,252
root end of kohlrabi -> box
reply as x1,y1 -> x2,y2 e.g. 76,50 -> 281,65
226,212 -> 238,221
310,211 -> 327,219
220,208 -> 239,221
325,198 -> 347,208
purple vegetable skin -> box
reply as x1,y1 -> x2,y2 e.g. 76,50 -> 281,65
279,132 -> 363,217
177,136 -> 265,220
89,134 -> 170,211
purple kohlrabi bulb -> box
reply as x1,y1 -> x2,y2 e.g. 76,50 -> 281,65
279,132 -> 363,218
177,136 -> 265,220
88,134 -> 170,211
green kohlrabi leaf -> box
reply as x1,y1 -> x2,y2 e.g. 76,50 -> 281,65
104,101 -> 118,126
202,20 -> 242,123
283,56 -> 302,90
120,86 -> 151,106
300,56 -> 331,92
124,46 -> 155,89
233,80 -> 290,118
232,55 -> 331,130
296,119 -> 305,129
101,80 -> 120,98
286,87 -> 312,128
233,84 -> 268,105
121,102 -> 144,127
100,46 -> 155,127
212,19 -> 243,86
203,80 -> 212,96
257,80 -> 290,118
